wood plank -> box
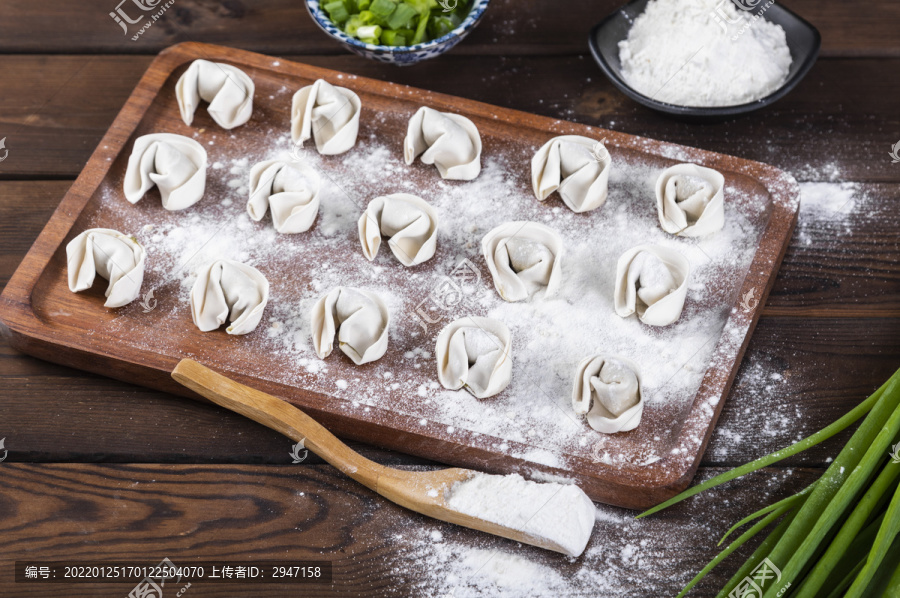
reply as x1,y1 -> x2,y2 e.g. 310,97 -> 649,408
2,55 -> 899,182
3,316 -> 897,468
708,316 -> 900,467
0,462 -> 821,597
767,182 -> 900,317
0,181 -> 70,289
0,0 -> 895,57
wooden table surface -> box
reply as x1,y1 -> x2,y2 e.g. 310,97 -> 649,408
1,1 -> 898,596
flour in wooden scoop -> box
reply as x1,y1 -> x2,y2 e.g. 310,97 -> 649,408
445,472 -> 596,557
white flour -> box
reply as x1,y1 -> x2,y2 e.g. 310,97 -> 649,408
618,0 -> 792,107
444,473 -> 596,557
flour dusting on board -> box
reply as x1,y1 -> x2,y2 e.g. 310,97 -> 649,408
95,111 -> 769,472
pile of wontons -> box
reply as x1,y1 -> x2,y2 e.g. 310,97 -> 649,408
66,60 -> 728,435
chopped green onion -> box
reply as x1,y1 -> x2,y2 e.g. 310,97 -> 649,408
321,0 -> 472,46
405,0 -> 438,13
428,15 -> 456,39
344,14 -> 365,36
387,3 -> 418,29
380,29 -> 407,46
370,0 -> 397,21
411,12 -> 429,44
324,0 -> 350,24
357,24 -> 382,43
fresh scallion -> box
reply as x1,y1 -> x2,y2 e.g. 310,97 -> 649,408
639,366 -> 900,597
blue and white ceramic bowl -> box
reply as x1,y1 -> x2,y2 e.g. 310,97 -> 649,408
306,0 -> 491,65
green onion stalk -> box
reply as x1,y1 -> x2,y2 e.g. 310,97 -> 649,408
639,367 -> 900,597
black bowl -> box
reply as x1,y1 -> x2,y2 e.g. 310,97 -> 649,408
588,0 -> 821,121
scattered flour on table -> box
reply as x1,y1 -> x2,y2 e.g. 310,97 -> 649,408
798,182 -> 857,218
379,465 -> 806,597
618,0 -> 792,107
444,473 -> 596,558
794,182 -> 864,247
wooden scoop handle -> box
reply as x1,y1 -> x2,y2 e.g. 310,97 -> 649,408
172,358 -> 388,491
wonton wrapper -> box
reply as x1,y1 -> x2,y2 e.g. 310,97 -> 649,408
572,354 -> 643,434
358,193 -> 438,267
66,228 -> 146,308
247,159 -> 321,234
175,59 -> 254,130
655,163 -> 725,237
291,79 -> 362,155
436,317 -> 512,399
404,107 -> 482,181
124,133 -> 208,210
482,221 -> 563,302
532,135 -> 611,213
614,245 -> 690,327
311,287 -> 390,365
190,259 -> 269,335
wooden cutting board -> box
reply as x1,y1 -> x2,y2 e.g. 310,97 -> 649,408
0,42 -> 799,509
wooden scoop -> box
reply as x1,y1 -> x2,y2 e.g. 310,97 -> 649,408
172,358 -> 593,556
